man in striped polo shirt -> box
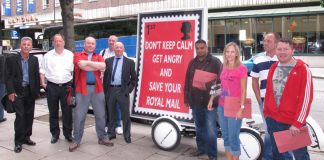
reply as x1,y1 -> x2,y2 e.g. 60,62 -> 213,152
251,32 -> 279,160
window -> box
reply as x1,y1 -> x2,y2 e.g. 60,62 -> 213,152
42,0 -> 49,9
208,14 -> 324,55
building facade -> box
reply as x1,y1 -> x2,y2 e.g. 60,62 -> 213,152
1,0 -> 323,66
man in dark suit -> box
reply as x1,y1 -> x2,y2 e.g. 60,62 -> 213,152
103,42 -> 137,143
5,37 -> 40,153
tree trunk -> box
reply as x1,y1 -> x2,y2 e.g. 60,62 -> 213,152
59,0 -> 75,52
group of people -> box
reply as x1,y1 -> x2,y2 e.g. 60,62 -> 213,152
1,32 -> 313,159
185,32 -> 313,160
2,34 -> 136,153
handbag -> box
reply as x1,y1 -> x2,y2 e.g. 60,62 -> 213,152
66,85 -> 76,108
66,70 -> 80,108
1,94 -> 16,113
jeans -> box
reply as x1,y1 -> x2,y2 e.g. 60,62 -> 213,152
217,105 -> 242,157
266,117 -> 310,160
259,99 -> 273,160
192,106 -> 218,158
0,83 -> 5,120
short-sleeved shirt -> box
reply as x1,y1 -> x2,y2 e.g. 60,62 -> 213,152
250,52 -> 278,98
219,64 -> 248,106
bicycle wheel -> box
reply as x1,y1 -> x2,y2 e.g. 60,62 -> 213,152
239,128 -> 264,160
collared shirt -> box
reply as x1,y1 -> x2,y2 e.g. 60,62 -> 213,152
74,50 -> 105,95
40,49 -> 74,84
99,48 -> 128,59
20,54 -> 30,87
110,56 -> 123,85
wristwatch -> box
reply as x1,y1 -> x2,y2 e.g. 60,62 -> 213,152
240,105 -> 245,109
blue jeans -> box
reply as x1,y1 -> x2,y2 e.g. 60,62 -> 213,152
266,117 -> 310,160
259,99 -> 273,160
217,105 -> 242,157
192,106 -> 218,158
0,83 -> 5,120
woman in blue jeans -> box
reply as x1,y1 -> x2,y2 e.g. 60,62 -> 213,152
208,42 -> 248,160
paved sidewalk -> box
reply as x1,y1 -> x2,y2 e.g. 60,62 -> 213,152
0,98 -> 323,160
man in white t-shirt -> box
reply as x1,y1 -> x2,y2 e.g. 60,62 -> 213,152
99,35 -> 127,135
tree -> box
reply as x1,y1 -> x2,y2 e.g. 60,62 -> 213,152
59,0 -> 75,52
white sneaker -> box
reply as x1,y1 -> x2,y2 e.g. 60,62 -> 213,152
116,127 -> 123,135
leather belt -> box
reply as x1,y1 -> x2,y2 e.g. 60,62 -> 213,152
87,83 -> 95,85
110,84 -> 122,87
48,81 -> 70,87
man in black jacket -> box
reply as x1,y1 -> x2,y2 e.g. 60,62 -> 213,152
5,37 -> 40,153
184,40 -> 222,160
0,52 -> 7,123
103,42 -> 137,143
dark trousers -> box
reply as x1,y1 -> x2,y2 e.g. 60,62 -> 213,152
107,87 -> 131,140
14,87 -> 35,145
46,83 -> 72,138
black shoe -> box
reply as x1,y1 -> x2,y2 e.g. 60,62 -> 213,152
109,135 -> 116,140
125,137 -> 131,143
24,139 -> 36,146
65,136 -> 72,142
51,137 -> 59,144
189,150 -> 204,157
14,144 -> 22,153
0,118 -> 7,123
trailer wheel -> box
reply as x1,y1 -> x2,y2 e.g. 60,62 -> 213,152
239,128 -> 264,160
151,118 -> 181,151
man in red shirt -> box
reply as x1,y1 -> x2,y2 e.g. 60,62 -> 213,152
69,36 -> 113,152
264,38 -> 313,160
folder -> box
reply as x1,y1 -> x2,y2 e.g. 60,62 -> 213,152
192,69 -> 217,90
224,96 -> 252,119
273,126 -> 311,153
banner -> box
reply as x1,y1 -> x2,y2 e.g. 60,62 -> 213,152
133,10 -> 203,124
3,0 -> 12,16
16,0 -> 23,15
27,0 -> 35,13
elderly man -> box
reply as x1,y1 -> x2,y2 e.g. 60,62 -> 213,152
99,35 -> 127,134
40,34 -> 74,144
5,37 -> 40,153
69,36 -> 113,152
103,42 -> 137,143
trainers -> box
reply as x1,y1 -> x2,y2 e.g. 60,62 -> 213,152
98,139 -> 114,146
69,143 -> 79,152
115,127 -> 123,135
